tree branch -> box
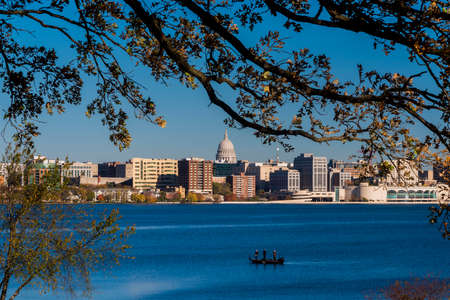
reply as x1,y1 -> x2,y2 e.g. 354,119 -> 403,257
8,275 -> 34,300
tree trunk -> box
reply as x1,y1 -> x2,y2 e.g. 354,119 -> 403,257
0,272 -> 11,300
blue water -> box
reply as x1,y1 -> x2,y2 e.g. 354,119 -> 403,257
18,204 -> 450,299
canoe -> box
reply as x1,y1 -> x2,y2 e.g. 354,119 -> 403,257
249,257 -> 284,265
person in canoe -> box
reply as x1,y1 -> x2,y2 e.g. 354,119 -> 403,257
263,249 -> 266,260
273,249 -> 277,260
254,249 -> 259,260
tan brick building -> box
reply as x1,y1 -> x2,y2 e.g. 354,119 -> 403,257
131,158 -> 178,189
245,162 -> 288,191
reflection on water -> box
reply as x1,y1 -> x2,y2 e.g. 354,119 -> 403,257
127,219 -> 418,231
95,279 -> 198,299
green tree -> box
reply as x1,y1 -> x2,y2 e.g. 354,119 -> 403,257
224,194 -> 238,202
213,182 -> 232,196
186,192 -> 198,203
171,192 -> 181,202
248,195 -> 260,202
158,191 -> 167,202
131,193 -> 145,203
103,194 -> 113,203
196,193 -> 205,202
86,190 -> 95,202
144,194 -> 157,203
0,145 -> 134,300
0,0 -> 448,236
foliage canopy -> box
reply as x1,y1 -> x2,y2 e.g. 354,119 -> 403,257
0,145 -> 134,300
0,1 -> 447,156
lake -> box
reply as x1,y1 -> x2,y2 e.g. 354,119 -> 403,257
18,204 -> 450,299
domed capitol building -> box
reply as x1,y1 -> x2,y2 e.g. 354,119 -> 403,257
215,129 -> 237,163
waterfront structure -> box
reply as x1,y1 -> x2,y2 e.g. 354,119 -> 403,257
61,162 -> 98,178
215,129 -> 237,163
344,183 -> 441,202
294,153 -> 327,192
178,158 -> 213,193
226,173 -> 256,198
270,169 -> 300,192
291,190 -> 313,202
245,162 -> 288,191
131,158 -> 178,189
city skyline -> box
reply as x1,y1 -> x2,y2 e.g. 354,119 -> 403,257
25,127 -> 361,164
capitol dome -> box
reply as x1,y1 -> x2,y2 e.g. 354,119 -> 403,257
216,129 -> 237,163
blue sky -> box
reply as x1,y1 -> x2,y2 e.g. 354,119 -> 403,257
0,8 -> 438,164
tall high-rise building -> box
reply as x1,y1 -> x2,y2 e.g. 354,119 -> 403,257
226,173 -> 256,199
178,158 -> 213,193
245,162 -> 287,191
328,168 -> 352,191
270,169 -> 300,192
294,153 -> 327,192
131,158 -> 178,189
216,129 -> 237,163
328,159 -> 361,179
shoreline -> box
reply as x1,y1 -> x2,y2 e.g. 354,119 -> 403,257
37,200 -> 447,205
206,200 -> 445,205
94,200 -> 445,205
